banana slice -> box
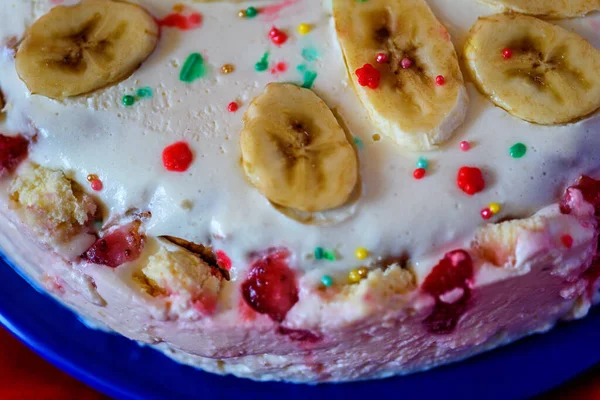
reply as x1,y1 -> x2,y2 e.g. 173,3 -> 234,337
240,83 -> 358,213
16,0 -> 159,99
480,0 -> 600,18
332,0 -> 468,151
465,13 -> 600,125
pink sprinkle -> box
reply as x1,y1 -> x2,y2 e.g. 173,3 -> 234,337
435,75 -> 446,86
260,0 -> 300,21
228,102 -> 239,112
502,48 -> 513,59
481,208 -> 493,220
376,53 -> 389,64
401,57 -> 413,69
460,141 -> 471,152
91,179 -> 103,191
561,234 -> 574,249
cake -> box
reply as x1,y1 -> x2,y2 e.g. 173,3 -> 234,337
1,0 -> 600,383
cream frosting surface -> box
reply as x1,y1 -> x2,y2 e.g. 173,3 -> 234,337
1,0 -> 600,283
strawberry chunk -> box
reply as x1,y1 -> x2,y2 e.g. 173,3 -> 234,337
560,176 -> 600,215
241,248 -> 299,323
0,134 -> 28,175
422,250 -> 473,334
84,222 -> 144,268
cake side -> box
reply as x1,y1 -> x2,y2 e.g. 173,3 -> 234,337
0,0 -> 600,383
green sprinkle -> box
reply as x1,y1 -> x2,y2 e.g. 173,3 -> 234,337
324,250 -> 337,261
136,87 -> 153,98
246,6 -> 258,18
122,95 -> 135,107
255,52 -> 270,72
417,157 -> 429,169
301,70 -> 318,89
314,247 -> 324,260
509,142 -> 527,159
321,275 -> 333,287
353,136 -> 365,150
180,53 -> 206,83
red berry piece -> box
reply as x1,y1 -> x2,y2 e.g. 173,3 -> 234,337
413,168 -> 426,180
277,326 -> 322,343
0,134 -> 28,175
84,223 -> 144,268
560,176 -> 600,215
355,64 -> 381,89
269,27 -> 288,46
502,48 -> 513,59
241,249 -> 299,322
216,250 -> 232,270
457,166 -> 485,195
422,250 -> 473,334
162,141 -> 194,172
435,75 -> 445,86
375,52 -> 389,64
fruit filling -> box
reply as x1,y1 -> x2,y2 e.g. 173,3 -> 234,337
0,134 -> 28,175
241,248 -> 299,323
421,250 -> 474,334
84,222 -> 144,268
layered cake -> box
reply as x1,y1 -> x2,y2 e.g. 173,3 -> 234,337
1,0 -> 600,382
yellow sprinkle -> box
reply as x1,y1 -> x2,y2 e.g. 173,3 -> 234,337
348,269 -> 362,284
372,134 -> 381,142
489,202 -> 501,214
355,247 -> 369,260
221,64 -> 235,75
357,266 -> 369,278
297,23 -> 312,35
173,3 -> 185,12
238,9 -> 246,18
86,174 -> 98,182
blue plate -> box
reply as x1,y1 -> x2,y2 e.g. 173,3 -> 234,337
0,252 -> 599,400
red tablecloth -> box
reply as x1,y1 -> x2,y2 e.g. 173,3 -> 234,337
0,326 -> 597,399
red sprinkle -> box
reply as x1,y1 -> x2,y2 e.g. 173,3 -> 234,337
90,179 -> 103,191
216,250 -> 232,270
502,48 -> 513,59
413,168 -> 426,180
228,101 -> 239,112
157,12 -> 202,30
460,140 -> 471,152
376,53 -> 389,64
481,208 -> 493,220
269,27 -> 288,46
561,234 -> 574,249
401,57 -> 413,69
457,166 -> 485,195
276,62 -> 288,72
435,75 -> 446,86
162,142 -> 194,172
355,64 -> 381,89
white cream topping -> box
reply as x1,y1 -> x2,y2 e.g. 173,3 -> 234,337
1,0 -> 600,280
